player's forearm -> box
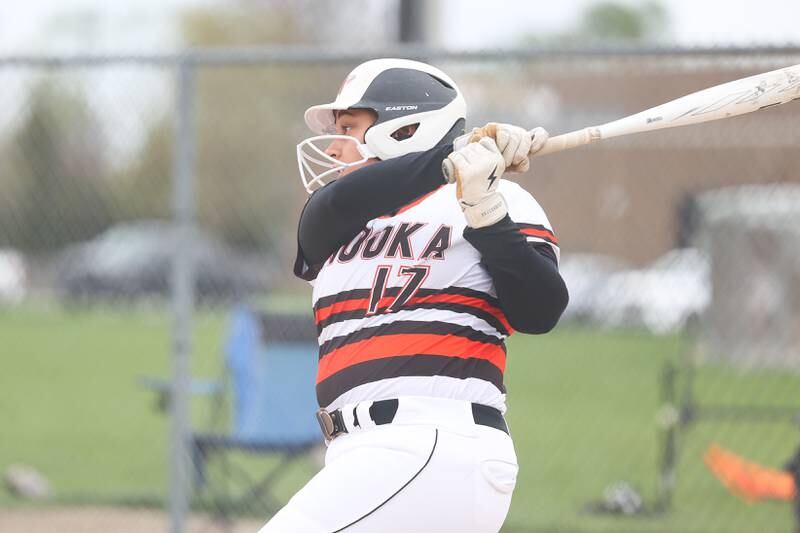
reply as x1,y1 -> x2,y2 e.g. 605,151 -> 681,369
298,144 -> 451,264
464,216 -> 569,334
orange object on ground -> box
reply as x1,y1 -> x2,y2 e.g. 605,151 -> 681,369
704,443 -> 797,502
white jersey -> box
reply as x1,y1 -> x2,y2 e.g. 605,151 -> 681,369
309,180 -> 559,412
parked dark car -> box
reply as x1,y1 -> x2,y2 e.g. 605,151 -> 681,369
56,221 -> 271,306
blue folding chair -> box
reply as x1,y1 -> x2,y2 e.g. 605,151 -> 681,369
191,306 -> 321,517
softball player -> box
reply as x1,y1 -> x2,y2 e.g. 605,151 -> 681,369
260,58 -> 568,533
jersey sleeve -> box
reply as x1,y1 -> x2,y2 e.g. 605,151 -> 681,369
293,245 -> 320,284
292,197 -> 322,283
500,180 -> 560,264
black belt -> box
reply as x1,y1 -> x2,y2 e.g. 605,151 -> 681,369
316,399 -> 509,442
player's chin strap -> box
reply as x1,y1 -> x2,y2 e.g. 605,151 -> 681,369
296,135 -> 377,194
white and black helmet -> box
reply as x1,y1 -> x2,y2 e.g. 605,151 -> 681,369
297,58 -> 466,193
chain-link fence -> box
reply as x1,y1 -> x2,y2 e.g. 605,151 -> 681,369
2,47 -> 800,533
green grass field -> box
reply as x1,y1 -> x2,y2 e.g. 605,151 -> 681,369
1,304 -> 798,532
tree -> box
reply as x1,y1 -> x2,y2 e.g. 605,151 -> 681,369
580,1 -> 669,42
0,80 -> 113,251
524,1 -> 670,45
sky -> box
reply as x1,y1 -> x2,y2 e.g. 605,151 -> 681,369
0,0 -> 207,54
0,0 -> 798,54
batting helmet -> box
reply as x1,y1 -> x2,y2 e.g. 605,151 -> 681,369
305,58 -> 467,159
298,58 -> 466,192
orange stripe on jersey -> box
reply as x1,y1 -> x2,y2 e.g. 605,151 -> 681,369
316,333 -> 506,383
520,227 -> 558,245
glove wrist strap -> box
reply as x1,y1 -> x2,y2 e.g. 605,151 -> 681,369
463,192 -> 507,228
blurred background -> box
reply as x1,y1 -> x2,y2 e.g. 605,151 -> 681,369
1,1 -> 799,532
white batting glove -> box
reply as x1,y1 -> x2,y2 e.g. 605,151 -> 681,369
454,124 -> 550,173
491,123 -> 531,171
445,137 -> 508,228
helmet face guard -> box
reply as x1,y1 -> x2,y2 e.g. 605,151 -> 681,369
296,135 -> 376,194
298,58 -> 466,194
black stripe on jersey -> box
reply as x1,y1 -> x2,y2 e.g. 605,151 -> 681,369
316,355 -> 506,407
317,302 -> 511,337
318,320 -> 505,359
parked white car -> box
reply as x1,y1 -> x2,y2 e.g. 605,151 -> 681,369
589,248 -> 710,334
0,249 -> 27,305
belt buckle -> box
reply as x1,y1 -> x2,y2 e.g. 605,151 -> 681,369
316,408 -> 348,443
316,409 -> 335,442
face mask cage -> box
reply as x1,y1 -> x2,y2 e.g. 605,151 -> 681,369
296,135 -> 376,194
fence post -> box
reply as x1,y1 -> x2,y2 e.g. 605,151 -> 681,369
169,56 -> 197,533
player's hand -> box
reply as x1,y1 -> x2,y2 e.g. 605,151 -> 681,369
444,137 -> 508,228
455,123 -> 549,173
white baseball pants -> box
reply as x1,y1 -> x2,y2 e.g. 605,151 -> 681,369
258,397 -> 518,533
